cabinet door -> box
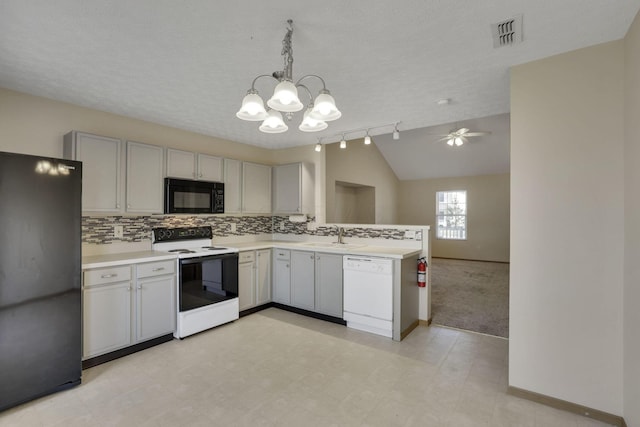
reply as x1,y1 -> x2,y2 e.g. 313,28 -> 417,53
291,251 -> 315,311
242,162 -> 272,213
126,141 -> 164,213
273,163 -> 302,213
136,275 -> 175,342
83,282 -> 132,358
224,158 -> 242,213
198,154 -> 224,182
273,256 -> 291,305
256,249 -> 271,305
315,253 -> 344,318
166,149 -> 196,179
238,254 -> 256,311
65,132 -> 122,213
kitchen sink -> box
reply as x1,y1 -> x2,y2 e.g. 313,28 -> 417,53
302,242 -> 366,250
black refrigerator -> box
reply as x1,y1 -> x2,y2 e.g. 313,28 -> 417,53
0,151 -> 82,411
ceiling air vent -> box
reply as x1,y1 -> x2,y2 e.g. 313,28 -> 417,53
491,14 -> 523,48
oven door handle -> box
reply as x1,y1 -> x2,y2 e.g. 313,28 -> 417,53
179,252 -> 238,265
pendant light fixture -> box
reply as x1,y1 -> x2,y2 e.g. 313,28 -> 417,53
236,19 -> 341,134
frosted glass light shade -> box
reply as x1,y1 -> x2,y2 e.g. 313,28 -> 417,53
309,92 -> 341,121
339,139 -> 347,149
454,137 -> 464,146
299,108 -> 328,132
364,135 -> 371,145
267,80 -> 304,112
447,138 -> 455,146
259,110 -> 288,133
315,143 -> 322,152
236,92 -> 268,121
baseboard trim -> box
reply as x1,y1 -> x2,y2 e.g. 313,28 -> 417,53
401,319 -> 420,340
271,303 -> 347,326
82,334 -> 173,369
419,318 -> 433,327
508,386 -> 626,427
432,256 -> 509,264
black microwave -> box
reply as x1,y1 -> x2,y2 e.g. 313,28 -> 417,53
164,178 -> 224,214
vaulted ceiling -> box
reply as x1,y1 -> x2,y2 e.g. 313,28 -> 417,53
1,1 -> 638,179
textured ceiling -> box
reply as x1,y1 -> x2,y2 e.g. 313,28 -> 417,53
1,1 -> 638,179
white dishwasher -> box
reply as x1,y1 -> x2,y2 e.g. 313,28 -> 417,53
343,256 -> 393,338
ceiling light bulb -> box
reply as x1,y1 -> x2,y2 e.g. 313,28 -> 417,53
454,137 -> 463,146
259,110 -> 288,133
315,143 -> 322,152
236,92 -> 268,121
340,139 -> 347,149
299,108 -> 328,132
310,91 -> 341,121
267,80 -> 303,112
364,135 -> 371,145
393,129 -> 399,140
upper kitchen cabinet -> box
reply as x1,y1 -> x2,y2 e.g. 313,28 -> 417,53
273,162 -> 315,215
63,131 -> 122,213
166,149 -> 223,182
224,158 -> 242,213
126,141 -> 164,213
242,162 -> 271,213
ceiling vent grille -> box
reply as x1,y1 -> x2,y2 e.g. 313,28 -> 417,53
492,14 -> 523,48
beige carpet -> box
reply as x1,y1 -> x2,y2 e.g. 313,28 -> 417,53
430,258 -> 509,338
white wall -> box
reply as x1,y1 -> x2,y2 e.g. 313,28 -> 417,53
624,10 -> 640,427
399,174 -> 510,262
510,41 -> 624,415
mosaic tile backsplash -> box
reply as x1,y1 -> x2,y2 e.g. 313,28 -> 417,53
82,215 -> 420,245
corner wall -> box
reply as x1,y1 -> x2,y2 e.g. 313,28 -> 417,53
624,10 -> 640,427
510,41 -> 624,415
325,139 -> 400,224
398,174 -> 510,262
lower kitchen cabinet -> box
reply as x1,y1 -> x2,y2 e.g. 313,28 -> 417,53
275,249 -> 344,318
291,251 -> 316,311
314,253 -> 343,318
82,259 -> 176,360
273,249 -> 291,304
238,249 -> 271,311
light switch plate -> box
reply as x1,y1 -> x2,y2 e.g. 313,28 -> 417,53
114,225 -> 124,239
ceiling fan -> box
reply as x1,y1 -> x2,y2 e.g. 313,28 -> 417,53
435,127 -> 491,146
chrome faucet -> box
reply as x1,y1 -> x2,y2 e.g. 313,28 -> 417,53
336,226 -> 345,244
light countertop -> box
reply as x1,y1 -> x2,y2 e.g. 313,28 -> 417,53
82,241 -> 421,269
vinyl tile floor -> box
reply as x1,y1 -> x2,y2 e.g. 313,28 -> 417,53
1,308 -> 614,427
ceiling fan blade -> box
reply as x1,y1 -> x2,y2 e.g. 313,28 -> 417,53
464,131 -> 491,137
456,127 -> 470,135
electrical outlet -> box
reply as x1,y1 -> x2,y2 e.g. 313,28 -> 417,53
279,221 -> 285,231
114,225 -> 124,239
229,223 -> 237,232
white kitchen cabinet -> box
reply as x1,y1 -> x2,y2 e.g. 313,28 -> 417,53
82,259 -> 175,360
242,162 -> 272,213
314,253 -> 343,318
82,266 -> 132,359
224,158 -> 242,213
63,131 -> 122,213
166,149 -> 223,182
126,141 -> 164,213
291,250 -> 315,311
238,251 -> 256,311
256,249 -> 272,305
135,260 -> 176,342
273,162 -> 315,214
238,249 -> 271,311
272,249 -> 291,304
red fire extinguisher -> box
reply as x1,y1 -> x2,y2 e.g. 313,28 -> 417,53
417,257 -> 427,287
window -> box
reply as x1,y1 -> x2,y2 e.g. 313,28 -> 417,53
436,190 -> 467,240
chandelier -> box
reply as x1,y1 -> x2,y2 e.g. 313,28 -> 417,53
236,19 -> 341,134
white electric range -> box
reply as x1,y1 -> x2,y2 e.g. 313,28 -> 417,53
152,226 -> 239,339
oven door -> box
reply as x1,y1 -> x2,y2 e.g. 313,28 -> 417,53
178,253 -> 238,312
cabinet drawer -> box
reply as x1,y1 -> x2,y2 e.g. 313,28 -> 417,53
239,251 -> 255,263
274,249 -> 290,260
84,266 -> 131,287
136,260 -> 176,279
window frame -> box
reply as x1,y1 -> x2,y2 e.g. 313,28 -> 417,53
435,190 -> 467,240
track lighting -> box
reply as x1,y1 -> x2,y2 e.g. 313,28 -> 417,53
312,121 -> 401,151
236,19 -> 341,134
393,123 -> 400,140
340,135 -> 347,149
364,132 -> 371,145
315,140 -> 322,152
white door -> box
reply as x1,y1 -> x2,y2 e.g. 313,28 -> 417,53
83,282 -> 132,358
136,275 -> 175,342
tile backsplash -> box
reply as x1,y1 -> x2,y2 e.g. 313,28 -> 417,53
82,215 -> 420,245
